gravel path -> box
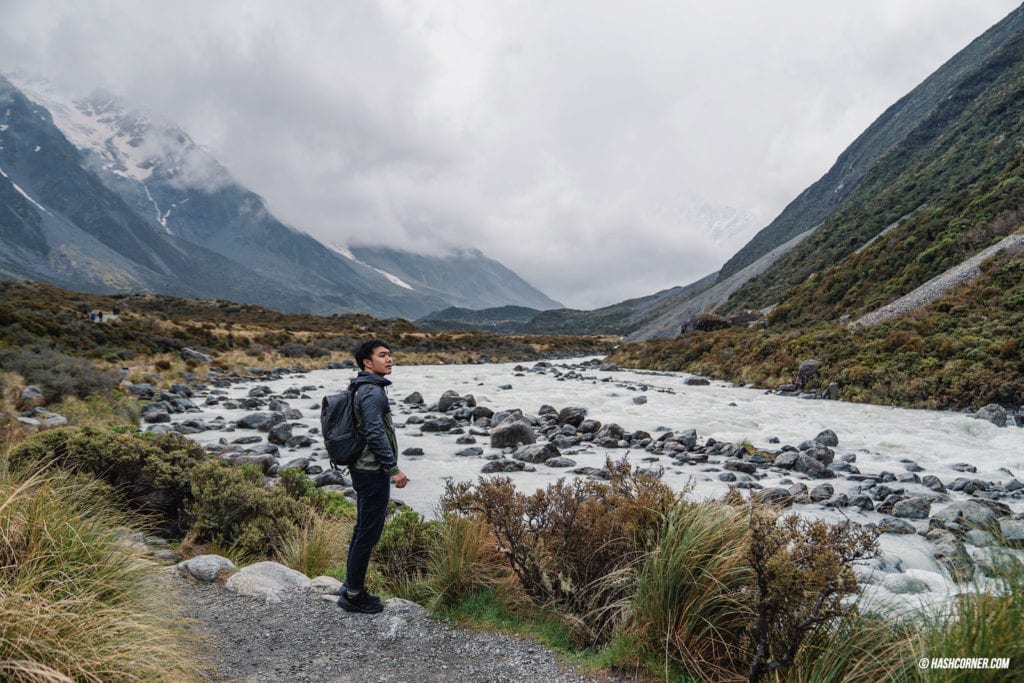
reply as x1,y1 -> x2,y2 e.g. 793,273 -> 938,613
169,571 -> 629,683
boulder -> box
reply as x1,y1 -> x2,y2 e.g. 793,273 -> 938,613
932,501 -> 1000,530
177,554 -> 236,582
314,470 -> 348,487
544,457 -> 576,468
514,443 -> 561,464
998,518 -> 1024,547
809,484 -> 834,502
490,419 -> 536,448
481,459 -> 527,474
973,403 -> 1008,427
814,429 -> 839,447
892,497 -> 931,520
421,417 -> 459,433
796,359 -> 820,388
556,406 -> 588,427
225,561 -> 312,604
752,488 -> 794,506
181,347 -> 214,363
793,454 -> 829,478
19,385 -> 44,406
403,392 -> 424,405
925,529 -> 974,582
268,422 -> 293,446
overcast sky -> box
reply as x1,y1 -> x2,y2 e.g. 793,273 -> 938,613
1,1 -> 1019,308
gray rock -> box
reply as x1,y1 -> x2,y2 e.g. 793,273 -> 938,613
268,422 -> 293,445
973,403 -> 1008,427
314,470 -> 348,487
544,457 -> 576,468
421,417 -> 459,433
932,501 -> 1000,530
809,484 -> 834,502
773,452 -> 799,469
724,460 -> 757,475
796,359 -> 820,388
925,529 -> 974,582
225,561 -> 312,604
752,488 -> 794,506
892,497 -> 931,520
877,518 -> 916,535
481,459 -> 527,474
403,392 -> 424,405
632,396 -> 648,405
490,419 -> 536,448
402,448 -> 425,456
181,347 -> 214,363
793,454 -> 828,478
514,443 -> 561,464
19,385 -> 44,404
578,419 -> 602,434
556,406 -> 588,427
177,554 -> 236,582
814,429 -> 839,447
684,377 -> 710,386
455,447 -> 484,457
998,518 -> 1024,547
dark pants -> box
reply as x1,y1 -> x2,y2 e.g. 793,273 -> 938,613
344,469 -> 390,592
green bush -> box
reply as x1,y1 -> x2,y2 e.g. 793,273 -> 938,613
187,461 -> 310,558
0,347 -> 119,403
8,426 -> 208,533
375,508 -> 438,589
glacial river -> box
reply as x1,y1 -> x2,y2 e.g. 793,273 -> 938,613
181,357 -> 1024,611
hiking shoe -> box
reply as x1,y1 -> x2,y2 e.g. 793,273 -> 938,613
337,590 -> 384,614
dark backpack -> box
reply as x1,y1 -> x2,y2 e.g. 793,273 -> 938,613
320,385 -> 365,468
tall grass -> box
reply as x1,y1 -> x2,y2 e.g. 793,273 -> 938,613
916,552 -> 1024,682
276,511 -> 350,578
0,461 -> 198,681
775,606 -> 917,682
597,500 -> 754,681
421,515 -> 508,610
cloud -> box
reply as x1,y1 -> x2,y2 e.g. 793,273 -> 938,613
0,0 -> 1019,308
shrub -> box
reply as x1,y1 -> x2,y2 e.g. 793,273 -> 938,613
186,461 -> 309,557
442,458 -> 675,643
375,508 -> 438,590
8,426 -> 208,534
0,347 -> 119,403
0,464 -> 198,680
746,505 -> 878,683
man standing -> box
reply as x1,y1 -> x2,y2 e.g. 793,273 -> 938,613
338,339 -> 409,614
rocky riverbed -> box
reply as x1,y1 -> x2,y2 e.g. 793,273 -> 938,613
110,354 -> 1024,610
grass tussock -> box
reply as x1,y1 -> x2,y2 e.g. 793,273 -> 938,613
0,461 -> 198,681
276,511 -> 351,578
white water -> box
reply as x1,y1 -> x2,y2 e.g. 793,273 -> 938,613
179,357 -> 1024,611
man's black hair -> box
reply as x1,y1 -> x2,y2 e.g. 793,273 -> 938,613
353,339 -> 391,371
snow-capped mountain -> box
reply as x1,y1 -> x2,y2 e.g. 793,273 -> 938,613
0,73 -> 560,319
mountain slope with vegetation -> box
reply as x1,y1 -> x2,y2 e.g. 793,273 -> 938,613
609,5 -> 1024,412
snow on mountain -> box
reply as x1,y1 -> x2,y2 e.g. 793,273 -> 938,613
330,243 -> 416,290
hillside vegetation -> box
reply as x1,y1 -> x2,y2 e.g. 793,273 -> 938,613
0,279 -> 613,372
610,16 -> 1024,412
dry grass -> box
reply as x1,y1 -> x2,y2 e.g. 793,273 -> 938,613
0,459 -> 200,681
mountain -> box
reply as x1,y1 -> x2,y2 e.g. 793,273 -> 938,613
348,246 -> 561,312
415,305 -> 542,334
0,74 -> 560,319
625,3 -> 1024,341
608,3 -> 1024,411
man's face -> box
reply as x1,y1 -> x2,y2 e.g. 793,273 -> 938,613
364,346 -> 393,375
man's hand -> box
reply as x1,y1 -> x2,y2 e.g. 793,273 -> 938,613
392,471 -> 409,488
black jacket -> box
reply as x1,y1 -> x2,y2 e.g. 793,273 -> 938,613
349,372 -> 399,473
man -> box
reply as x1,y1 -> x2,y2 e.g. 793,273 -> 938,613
338,338 -> 409,614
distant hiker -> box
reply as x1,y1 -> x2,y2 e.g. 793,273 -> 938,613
338,339 -> 408,614
89,312 -> 96,322
97,311 -> 104,322
112,305 -> 120,316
